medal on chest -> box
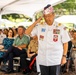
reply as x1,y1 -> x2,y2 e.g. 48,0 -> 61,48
53,35 -> 58,42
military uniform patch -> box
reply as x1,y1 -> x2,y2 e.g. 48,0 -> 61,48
53,29 -> 60,34
41,28 -> 46,32
53,35 -> 58,42
64,27 -> 67,30
39,35 -> 44,40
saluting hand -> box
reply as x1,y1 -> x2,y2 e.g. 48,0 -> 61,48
35,17 -> 42,24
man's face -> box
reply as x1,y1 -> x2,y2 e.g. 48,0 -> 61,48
18,27 -> 24,35
43,13 -> 55,25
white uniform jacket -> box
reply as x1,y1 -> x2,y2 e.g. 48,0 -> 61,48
31,21 -> 70,66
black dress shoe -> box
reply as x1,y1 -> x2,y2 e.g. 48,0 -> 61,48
22,70 -> 29,74
5,69 -> 14,74
22,69 -> 31,74
0,57 -> 4,62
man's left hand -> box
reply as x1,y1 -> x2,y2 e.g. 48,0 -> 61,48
61,57 -> 67,66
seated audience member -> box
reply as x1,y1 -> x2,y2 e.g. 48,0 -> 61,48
27,36 -> 38,58
0,28 -> 14,63
0,26 -> 29,74
0,29 -> 6,44
71,30 -> 76,72
20,36 -> 38,74
64,31 -> 73,72
3,28 -> 14,50
12,28 -> 18,39
3,28 -> 8,37
65,41 -> 72,72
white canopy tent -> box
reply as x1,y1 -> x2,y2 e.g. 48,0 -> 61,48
17,22 -> 33,28
55,15 -> 76,30
0,19 -> 15,24
55,15 -> 76,24
0,0 -> 66,28
0,19 -> 16,28
0,0 -> 66,17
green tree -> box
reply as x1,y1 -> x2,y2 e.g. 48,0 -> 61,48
2,13 -> 32,23
54,0 -> 76,15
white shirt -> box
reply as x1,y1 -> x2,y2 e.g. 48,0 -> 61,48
0,33 -> 6,44
31,21 -> 70,66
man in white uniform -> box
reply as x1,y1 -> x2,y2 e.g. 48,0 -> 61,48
25,4 -> 70,75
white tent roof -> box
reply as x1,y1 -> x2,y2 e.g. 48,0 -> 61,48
0,0 -> 66,17
0,19 -> 16,28
55,15 -> 76,24
0,19 -> 15,24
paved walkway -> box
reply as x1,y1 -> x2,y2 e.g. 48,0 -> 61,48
0,71 -> 76,75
